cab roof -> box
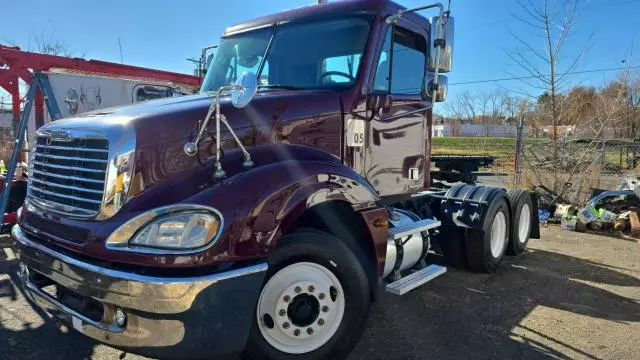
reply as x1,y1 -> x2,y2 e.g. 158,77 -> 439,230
224,0 -> 432,36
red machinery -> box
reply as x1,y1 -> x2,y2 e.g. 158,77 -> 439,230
0,44 -> 201,130
0,45 -> 202,228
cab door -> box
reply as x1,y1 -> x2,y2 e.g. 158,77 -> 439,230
364,22 -> 429,198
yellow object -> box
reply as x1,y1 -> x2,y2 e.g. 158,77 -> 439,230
115,173 -> 124,193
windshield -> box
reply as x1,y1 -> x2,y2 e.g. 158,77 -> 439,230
200,15 -> 372,92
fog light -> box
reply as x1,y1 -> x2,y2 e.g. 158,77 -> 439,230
115,308 -> 127,327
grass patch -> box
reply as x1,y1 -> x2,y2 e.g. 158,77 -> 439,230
431,137 -> 517,158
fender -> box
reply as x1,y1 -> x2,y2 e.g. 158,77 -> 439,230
217,157 -> 383,258
180,144 -> 388,267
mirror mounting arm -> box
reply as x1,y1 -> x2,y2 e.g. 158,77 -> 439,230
184,85 -> 241,158
384,3 -> 447,89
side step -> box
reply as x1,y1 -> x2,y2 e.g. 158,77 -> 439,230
385,265 -> 447,295
388,218 -> 441,239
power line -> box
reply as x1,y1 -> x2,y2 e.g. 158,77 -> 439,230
459,0 -> 640,31
448,65 -> 640,86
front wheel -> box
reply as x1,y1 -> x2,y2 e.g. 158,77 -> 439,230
243,230 -> 371,360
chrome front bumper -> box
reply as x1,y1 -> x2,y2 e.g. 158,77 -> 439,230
12,225 -> 268,358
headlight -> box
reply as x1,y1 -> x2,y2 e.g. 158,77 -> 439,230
106,204 -> 223,253
130,213 -> 220,249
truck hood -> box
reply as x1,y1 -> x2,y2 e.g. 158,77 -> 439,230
42,90 -> 344,206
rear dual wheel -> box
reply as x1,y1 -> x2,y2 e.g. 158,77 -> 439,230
507,190 -> 533,255
465,196 -> 511,272
243,230 -> 370,360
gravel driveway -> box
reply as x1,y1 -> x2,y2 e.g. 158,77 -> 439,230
1,227 -> 639,360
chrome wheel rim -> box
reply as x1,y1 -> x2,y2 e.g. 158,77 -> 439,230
256,262 -> 345,354
490,211 -> 508,258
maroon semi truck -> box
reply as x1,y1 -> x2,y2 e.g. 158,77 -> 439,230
12,1 -> 539,359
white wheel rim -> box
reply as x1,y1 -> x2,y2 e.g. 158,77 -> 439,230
490,211 -> 507,258
518,203 -> 531,244
256,262 -> 345,354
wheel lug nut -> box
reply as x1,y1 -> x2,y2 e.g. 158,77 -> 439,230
318,319 -> 325,326
294,286 -> 302,294
307,328 -> 314,335
279,309 -> 286,316
308,285 -> 315,293
283,322 -> 290,329
283,295 -> 291,302
319,293 -> 325,300
322,305 -> 329,313
294,329 -> 301,336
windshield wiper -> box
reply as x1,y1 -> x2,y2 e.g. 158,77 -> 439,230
258,84 -> 304,91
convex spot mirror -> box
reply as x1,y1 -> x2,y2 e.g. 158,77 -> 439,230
231,71 -> 257,108
428,15 -> 454,73
422,74 -> 448,102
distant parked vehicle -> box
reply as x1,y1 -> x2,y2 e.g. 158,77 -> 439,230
26,70 -> 198,142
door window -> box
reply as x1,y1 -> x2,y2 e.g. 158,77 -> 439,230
373,26 -> 427,95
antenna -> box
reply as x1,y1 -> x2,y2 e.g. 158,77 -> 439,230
118,38 -> 124,64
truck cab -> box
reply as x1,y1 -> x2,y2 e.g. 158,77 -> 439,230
12,1 -> 538,360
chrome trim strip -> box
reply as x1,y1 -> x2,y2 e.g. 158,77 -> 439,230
36,144 -> 109,154
33,152 -> 108,163
31,169 -> 104,184
29,186 -> 102,204
35,144 -> 109,153
32,161 -> 106,174
105,204 -> 225,255
26,198 -> 97,216
13,225 -> 267,285
383,106 -> 431,121
25,279 -> 124,333
31,178 -> 104,195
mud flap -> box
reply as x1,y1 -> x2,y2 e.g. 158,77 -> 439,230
529,192 -> 541,239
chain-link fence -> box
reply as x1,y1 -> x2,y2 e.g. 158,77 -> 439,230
519,138 -> 640,205
432,130 -> 640,206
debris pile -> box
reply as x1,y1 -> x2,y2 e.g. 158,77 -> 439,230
534,176 -> 640,240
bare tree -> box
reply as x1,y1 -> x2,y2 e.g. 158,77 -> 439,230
507,0 -> 588,191
31,30 -> 83,57
444,91 -> 476,123
618,64 -> 640,138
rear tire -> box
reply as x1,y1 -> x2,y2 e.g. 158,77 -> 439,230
243,230 -> 370,360
506,190 -> 533,255
465,196 -> 511,273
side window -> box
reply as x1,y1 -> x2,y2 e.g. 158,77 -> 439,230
373,30 -> 392,92
322,55 -> 361,84
133,84 -> 175,103
373,27 -> 427,95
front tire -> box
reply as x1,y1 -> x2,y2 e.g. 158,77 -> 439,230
243,230 -> 371,360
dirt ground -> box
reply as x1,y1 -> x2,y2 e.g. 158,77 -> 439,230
1,226 -> 639,360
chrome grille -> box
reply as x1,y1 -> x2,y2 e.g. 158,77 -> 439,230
28,134 -> 108,216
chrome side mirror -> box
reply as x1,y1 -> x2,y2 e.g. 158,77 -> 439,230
428,15 -> 454,73
423,74 -> 448,102
231,71 -> 257,108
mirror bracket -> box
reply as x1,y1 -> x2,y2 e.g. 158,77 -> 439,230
185,72 -> 258,178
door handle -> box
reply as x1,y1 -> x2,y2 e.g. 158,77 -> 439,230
378,95 -> 393,117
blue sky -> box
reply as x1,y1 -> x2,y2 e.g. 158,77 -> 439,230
1,0 -> 639,105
